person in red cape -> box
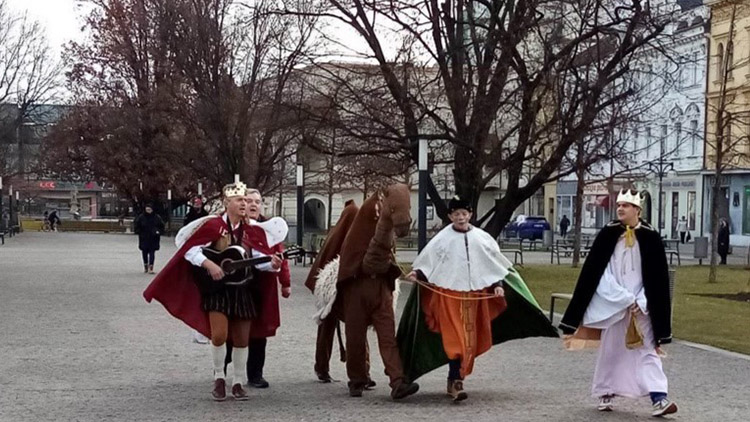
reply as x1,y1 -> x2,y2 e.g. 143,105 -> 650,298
143,182 -> 282,402
225,188 -> 291,389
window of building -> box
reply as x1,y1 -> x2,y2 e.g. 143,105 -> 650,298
717,42 -> 724,79
688,191 -> 696,230
692,51 -> 699,85
661,124 -> 668,156
690,119 -> 699,156
646,127 -> 653,159
727,41 -> 734,77
674,122 -> 682,156
660,191 -> 666,229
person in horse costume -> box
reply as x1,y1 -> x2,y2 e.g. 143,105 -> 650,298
335,184 -> 419,400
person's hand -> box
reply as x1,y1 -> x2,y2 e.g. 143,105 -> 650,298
629,303 -> 642,315
281,286 -> 291,298
493,286 -> 505,297
203,260 -> 225,281
271,253 -> 283,270
406,271 -> 418,282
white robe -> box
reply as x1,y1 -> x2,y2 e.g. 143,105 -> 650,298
583,236 -> 668,398
411,225 -> 513,291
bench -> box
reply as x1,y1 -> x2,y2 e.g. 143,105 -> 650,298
549,293 -> 573,321
296,234 -> 325,266
663,239 -> 681,266
501,249 -> 524,266
58,220 -> 127,233
550,245 -> 590,264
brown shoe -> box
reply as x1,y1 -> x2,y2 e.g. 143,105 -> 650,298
148,265 -> 155,274
143,265 -> 149,274
447,379 -> 468,402
212,378 -> 227,401
231,383 -> 249,401
391,381 -> 419,400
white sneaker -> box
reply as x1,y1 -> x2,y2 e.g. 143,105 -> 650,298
191,330 -> 209,344
598,395 -> 614,411
651,398 -> 678,417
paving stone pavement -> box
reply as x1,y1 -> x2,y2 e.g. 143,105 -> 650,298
1,232 -> 748,422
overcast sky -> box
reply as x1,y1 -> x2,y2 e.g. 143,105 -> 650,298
6,0 -> 86,53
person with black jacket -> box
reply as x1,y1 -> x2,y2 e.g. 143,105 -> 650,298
559,189 -> 677,417
134,203 -> 165,274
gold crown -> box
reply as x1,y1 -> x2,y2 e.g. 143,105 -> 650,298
222,182 -> 248,198
616,189 -> 642,208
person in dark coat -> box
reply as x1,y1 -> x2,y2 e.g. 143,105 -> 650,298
718,219 -> 730,265
184,197 -> 209,226
560,215 -> 570,238
559,189 -> 677,417
134,203 -> 165,274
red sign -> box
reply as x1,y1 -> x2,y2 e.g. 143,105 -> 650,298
39,181 -> 56,189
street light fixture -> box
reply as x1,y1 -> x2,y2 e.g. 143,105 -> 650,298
296,164 -> 304,246
418,139 -> 428,252
167,189 -> 172,236
646,158 -> 675,236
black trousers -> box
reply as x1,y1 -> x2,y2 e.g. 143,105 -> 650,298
141,250 -> 155,266
225,337 -> 267,381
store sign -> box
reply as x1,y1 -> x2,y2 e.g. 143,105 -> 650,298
663,179 -> 696,189
38,181 -> 56,189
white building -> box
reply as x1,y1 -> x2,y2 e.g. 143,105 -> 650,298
558,0 -> 708,238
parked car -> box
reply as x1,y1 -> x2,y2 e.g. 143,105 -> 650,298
503,215 -> 551,240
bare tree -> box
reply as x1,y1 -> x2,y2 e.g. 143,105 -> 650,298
283,0 -> 675,236
0,0 -> 62,179
166,0 -> 321,196
705,1 -> 750,283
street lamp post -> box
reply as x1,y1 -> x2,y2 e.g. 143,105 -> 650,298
418,139 -> 428,252
646,158 -> 674,236
8,185 -> 13,236
296,164 -> 304,247
15,191 -> 19,232
167,189 -> 172,236
0,176 -> 4,232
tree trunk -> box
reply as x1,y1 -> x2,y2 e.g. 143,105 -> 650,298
572,141 -> 586,268
708,173 -> 721,283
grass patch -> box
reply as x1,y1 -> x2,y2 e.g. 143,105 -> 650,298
516,265 -> 750,355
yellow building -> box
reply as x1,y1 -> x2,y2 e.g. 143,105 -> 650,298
706,0 -> 750,241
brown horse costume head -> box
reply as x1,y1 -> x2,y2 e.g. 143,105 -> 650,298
337,183 -> 412,286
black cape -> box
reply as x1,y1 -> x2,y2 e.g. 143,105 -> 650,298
559,220 -> 672,345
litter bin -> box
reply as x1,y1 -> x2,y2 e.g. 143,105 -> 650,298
694,236 -> 708,263
543,229 -> 553,248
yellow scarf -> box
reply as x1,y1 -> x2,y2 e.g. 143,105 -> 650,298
624,225 -> 636,248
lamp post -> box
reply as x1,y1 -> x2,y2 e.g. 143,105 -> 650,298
646,157 -> 674,236
8,185 -> 13,236
296,164 -> 304,246
418,139 -> 428,252
167,189 -> 172,236
0,176 -> 4,232
14,190 -> 19,232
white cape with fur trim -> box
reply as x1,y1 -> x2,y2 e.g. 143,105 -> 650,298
175,215 -> 288,249
412,225 -> 513,291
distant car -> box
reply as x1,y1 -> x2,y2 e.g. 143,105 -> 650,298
504,215 -> 551,240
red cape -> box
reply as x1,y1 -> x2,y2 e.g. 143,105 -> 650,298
242,224 -> 291,338
143,216 -> 228,337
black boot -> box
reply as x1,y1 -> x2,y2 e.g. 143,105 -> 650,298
247,338 -> 269,388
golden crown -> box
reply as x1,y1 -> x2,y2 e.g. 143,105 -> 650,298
616,189 -> 642,208
222,182 -> 248,198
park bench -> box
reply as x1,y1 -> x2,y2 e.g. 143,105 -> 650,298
296,233 -> 325,266
549,293 -> 573,322
501,248 -> 524,266
550,239 -> 591,264
663,239 -> 681,266
58,220 -> 127,233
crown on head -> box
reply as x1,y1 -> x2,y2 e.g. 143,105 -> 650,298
222,182 -> 248,199
616,188 -> 642,208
